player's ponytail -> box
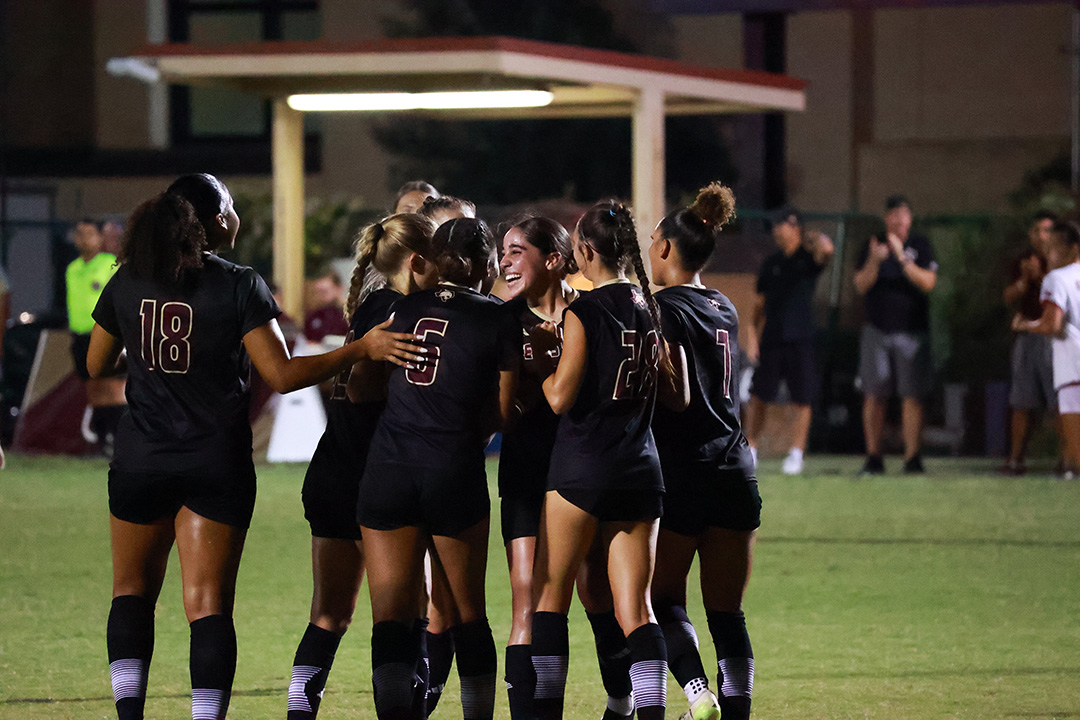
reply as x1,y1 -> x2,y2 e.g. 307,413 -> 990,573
118,192 -> 207,285
345,213 -> 438,322
658,181 -> 737,272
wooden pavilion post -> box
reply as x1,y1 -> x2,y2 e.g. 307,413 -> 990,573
632,85 -> 666,276
272,98 -> 305,320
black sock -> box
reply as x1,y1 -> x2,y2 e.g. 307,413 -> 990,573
287,623 -> 343,719
413,619 -> 430,718
531,611 -> 569,720
189,614 -> 236,720
706,610 -> 754,720
451,619 -> 497,720
372,620 -> 421,719
626,623 -> 668,720
585,610 -> 633,704
107,595 -> 155,720
656,604 -> 709,697
424,629 -> 454,716
505,644 -> 536,720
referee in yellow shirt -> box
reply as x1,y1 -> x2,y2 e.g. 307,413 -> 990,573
67,219 -> 125,451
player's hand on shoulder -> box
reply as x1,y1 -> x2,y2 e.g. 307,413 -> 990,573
355,314 -> 428,368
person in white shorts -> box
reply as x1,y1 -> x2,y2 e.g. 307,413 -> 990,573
1012,220 -> 1080,478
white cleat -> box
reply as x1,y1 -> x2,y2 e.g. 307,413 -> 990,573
781,448 -> 804,475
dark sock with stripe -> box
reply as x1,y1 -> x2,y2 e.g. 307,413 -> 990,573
413,619 -> 430,718
287,623 -> 342,719
451,619 -> 497,720
626,623 -> 668,720
585,610 -> 633,709
372,620 -> 421,720
706,610 -> 753,720
505,644 -> 536,720
656,604 -> 709,697
531,611 -> 569,720
189,614 -> 236,720
424,629 -> 454,716
107,595 -> 155,720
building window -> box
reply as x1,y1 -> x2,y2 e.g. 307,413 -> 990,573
168,0 -> 320,142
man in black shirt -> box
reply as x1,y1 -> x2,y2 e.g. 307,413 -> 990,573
745,207 -> 833,475
853,195 -> 938,475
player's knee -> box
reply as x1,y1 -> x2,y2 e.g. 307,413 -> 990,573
311,611 -> 353,635
182,584 -> 232,623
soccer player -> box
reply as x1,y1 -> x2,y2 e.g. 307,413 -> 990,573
395,180 -> 440,214
357,217 -> 520,720
1001,211 -> 1059,475
744,207 -> 833,474
86,174 -> 425,720
420,195 -> 476,227
1012,220 -> 1080,477
529,201 -> 686,720
648,183 -> 760,720
496,216 -> 580,718
286,213 -> 438,720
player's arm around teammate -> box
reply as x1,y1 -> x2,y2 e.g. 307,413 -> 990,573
86,174 -> 425,720
647,183 -> 759,720
530,202 -> 670,720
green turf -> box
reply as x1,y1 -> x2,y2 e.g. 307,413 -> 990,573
1,454 -> 1078,719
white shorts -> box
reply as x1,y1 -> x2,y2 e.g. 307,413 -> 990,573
1057,384 -> 1080,414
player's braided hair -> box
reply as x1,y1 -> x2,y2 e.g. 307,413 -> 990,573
344,213 -> 438,322
578,201 -> 663,338
431,217 -> 496,287
118,192 -> 206,285
658,181 -> 737,272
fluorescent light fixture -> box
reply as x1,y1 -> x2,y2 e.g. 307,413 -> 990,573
287,89 -> 554,112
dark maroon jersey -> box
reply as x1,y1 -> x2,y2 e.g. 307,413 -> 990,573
92,255 -> 280,473
652,286 -> 754,485
547,281 -> 662,493
363,283 -> 521,481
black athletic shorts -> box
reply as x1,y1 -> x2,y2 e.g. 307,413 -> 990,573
751,340 -> 817,405
108,462 -> 258,529
358,462 -> 490,537
660,472 -> 761,535
302,453 -> 363,541
500,492 -> 545,544
71,333 -> 92,381
557,488 -> 663,523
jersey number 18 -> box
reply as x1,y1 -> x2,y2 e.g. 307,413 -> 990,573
140,299 -> 193,374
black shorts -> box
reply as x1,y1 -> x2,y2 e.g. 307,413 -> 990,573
500,492 -> 545,544
358,462 -> 490,537
752,340 -> 817,405
71,333 -> 92,381
660,474 -> 761,535
557,488 -> 663,523
108,463 -> 257,529
302,453 -> 363,541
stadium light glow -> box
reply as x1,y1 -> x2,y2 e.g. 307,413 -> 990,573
286,90 -> 554,112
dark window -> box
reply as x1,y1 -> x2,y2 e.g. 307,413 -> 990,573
168,0 -> 320,143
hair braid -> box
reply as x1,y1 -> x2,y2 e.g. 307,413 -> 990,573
612,204 -> 664,339
344,221 -> 384,322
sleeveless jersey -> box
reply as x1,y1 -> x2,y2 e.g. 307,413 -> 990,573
92,255 -> 280,473
547,281 -> 662,493
652,286 -> 754,483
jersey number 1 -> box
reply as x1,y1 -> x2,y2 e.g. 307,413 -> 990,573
716,329 -> 732,399
140,299 -> 193,374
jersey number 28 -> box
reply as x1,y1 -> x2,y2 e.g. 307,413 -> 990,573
613,329 -> 659,400
140,299 -> 192,374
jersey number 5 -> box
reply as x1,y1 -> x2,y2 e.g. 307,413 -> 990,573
613,329 -> 659,400
405,317 -> 448,386
140,299 -> 193,374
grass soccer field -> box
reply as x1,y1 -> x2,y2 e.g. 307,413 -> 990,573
1,454 -> 1078,720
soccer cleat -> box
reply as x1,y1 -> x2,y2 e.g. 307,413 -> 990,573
781,448 -> 804,475
902,454 -> 925,474
679,691 -> 721,720
859,455 -> 885,476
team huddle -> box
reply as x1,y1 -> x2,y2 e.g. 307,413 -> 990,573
87,174 -> 760,720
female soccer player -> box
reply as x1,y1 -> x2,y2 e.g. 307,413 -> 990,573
530,201 -> 686,720
286,213 -> 438,720
496,216 -> 579,718
86,174 -> 424,720
1013,219 -> 1080,477
357,217 -> 520,720
648,183 -> 760,720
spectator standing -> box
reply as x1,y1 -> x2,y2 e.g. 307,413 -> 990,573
1001,211 -> 1059,475
303,271 -> 350,344
744,207 -> 833,475
853,195 -> 938,475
